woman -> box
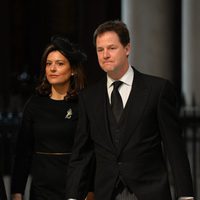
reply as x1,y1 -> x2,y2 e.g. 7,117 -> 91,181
11,35 -> 94,200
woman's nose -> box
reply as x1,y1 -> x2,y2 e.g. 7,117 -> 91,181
50,64 -> 57,71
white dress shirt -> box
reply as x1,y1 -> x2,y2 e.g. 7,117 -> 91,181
107,65 -> 134,108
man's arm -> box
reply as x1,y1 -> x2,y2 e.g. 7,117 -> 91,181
66,92 -> 95,200
158,80 -> 194,198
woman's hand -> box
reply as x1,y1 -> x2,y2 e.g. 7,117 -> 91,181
12,193 -> 23,200
86,192 -> 95,200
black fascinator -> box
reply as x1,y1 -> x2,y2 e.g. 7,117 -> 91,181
50,34 -> 87,65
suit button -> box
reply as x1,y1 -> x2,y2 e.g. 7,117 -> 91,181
116,129 -> 120,132
118,162 -> 122,165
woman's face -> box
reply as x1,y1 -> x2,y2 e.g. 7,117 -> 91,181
45,50 -> 72,87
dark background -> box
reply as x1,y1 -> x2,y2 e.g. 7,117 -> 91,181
0,0 -> 121,177
0,0 -> 121,113
0,1 -> 199,199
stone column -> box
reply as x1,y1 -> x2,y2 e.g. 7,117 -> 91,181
121,0 -> 181,85
182,0 -> 200,106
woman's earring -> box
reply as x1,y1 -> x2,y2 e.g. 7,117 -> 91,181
42,75 -> 47,82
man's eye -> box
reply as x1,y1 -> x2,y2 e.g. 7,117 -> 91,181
97,49 -> 103,52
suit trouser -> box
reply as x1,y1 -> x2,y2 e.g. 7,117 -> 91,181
115,188 -> 138,200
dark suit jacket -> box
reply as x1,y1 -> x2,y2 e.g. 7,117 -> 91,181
0,175 -> 7,200
66,68 -> 193,200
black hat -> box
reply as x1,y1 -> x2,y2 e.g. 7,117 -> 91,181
50,34 -> 87,65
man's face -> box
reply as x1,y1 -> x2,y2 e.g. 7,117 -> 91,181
96,31 -> 130,79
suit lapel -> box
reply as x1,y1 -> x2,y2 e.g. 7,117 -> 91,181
118,69 -> 151,154
94,77 -> 117,153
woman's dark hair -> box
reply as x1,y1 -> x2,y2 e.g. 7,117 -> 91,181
93,20 -> 130,47
36,34 -> 87,100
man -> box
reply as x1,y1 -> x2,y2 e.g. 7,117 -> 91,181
0,175 -> 7,200
66,20 -> 194,200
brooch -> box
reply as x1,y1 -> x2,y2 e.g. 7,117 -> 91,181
65,108 -> 72,119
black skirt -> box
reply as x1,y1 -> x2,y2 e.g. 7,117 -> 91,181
30,153 -> 70,200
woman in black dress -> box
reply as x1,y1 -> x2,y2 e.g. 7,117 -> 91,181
11,35 -> 94,200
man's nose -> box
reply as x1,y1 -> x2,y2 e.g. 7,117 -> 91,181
103,49 -> 110,58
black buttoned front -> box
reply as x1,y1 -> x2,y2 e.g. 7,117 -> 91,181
118,162 -> 122,166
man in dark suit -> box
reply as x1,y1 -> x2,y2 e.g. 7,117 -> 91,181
66,20 -> 194,200
0,175 -> 7,200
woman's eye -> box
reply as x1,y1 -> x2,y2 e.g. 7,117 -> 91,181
58,62 -> 64,66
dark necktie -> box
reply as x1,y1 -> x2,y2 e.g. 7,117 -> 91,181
111,81 -> 123,122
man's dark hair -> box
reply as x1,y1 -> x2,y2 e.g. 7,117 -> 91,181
93,20 -> 130,47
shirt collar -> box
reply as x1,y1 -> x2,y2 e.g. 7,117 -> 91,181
107,65 -> 134,88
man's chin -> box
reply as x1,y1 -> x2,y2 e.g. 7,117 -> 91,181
102,66 -> 116,73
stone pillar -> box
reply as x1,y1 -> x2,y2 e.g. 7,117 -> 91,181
121,0 -> 181,85
182,0 -> 200,106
